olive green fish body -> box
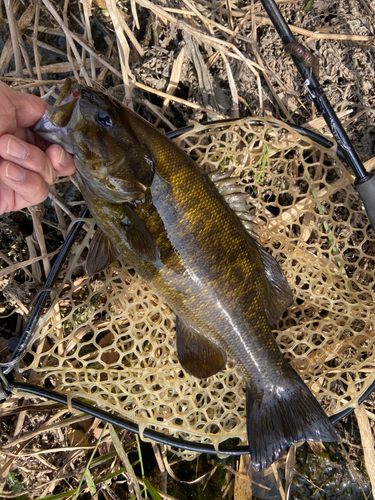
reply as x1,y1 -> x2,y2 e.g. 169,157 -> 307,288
33,79 -> 337,470
80,117 -> 283,387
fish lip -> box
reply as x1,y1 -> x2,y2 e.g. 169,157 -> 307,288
55,77 -> 82,106
33,78 -> 82,133
45,79 -> 86,131
32,79 -> 83,152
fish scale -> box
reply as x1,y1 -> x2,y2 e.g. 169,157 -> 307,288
33,78 -> 337,470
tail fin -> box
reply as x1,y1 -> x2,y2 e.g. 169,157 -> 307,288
246,365 -> 337,471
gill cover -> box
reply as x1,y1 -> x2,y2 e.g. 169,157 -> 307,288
33,78 -> 156,204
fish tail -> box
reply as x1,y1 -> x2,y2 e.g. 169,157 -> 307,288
246,365 -> 337,471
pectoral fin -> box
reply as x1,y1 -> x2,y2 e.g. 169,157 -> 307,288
121,205 -> 160,263
176,318 -> 227,378
86,204 -> 159,272
86,228 -> 121,276
74,160 -> 146,204
255,241 -> 293,325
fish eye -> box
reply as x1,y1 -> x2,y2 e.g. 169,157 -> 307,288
97,110 -> 113,127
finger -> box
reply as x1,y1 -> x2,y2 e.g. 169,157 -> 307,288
0,135 -> 57,185
0,81 -> 48,132
0,162 -> 50,214
14,93 -> 49,128
45,144 -> 76,177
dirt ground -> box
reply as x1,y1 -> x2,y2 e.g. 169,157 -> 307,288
1,0 -> 375,498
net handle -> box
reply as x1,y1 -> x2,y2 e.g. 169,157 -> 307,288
259,0 -> 375,230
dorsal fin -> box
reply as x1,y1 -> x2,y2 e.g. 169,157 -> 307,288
209,170 -> 259,239
255,240 -> 293,325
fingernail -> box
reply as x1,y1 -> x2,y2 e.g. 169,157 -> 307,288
6,163 -> 26,182
6,137 -> 28,159
58,148 -> 68,167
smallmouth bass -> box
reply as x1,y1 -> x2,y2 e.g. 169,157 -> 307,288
34,78 -> 337,470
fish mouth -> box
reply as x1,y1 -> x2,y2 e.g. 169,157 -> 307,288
45,78 -> 82,129
32,78 -> 83,151
55,77 -> 81,106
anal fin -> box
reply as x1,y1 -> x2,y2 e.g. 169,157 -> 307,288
176,318 -> 227,378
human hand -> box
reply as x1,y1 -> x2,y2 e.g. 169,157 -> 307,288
0,82 -> 76,215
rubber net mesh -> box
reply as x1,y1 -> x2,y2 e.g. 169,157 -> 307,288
17,117 -> 375,455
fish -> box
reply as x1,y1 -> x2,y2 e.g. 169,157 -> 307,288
33,78 -> 337,470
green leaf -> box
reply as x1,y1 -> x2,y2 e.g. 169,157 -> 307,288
84,469 -> 97,496
33,490 -> 78,500
304,0 -> 315,12
6,470 -> 25,494
109,424 -> 143,500
143,477 -> 163,500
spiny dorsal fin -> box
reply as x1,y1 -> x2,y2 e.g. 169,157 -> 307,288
209,170 -> 259,239
255,240 -> 293,325
176,318 -> 227,378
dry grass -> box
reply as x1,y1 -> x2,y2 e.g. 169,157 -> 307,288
0,0 -> 375,498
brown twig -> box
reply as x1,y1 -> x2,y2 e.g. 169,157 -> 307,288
41,0 -> 91,84
28,205 -> 51,278
138,99 -> 177,131
252,16 -> 374,41
0,250 -> 34,280
135,81 -> 225,117
4,0 -> 23,78
154,48 -> 185,127
63,0 -> 81,81
25,235 -> 42,283
32,5 -> 44,96
355,406 -> 375,498
221,51 -> 239,118
105,0 -> 133,107
49,186 -> 67,238
81,0 -> 96,79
